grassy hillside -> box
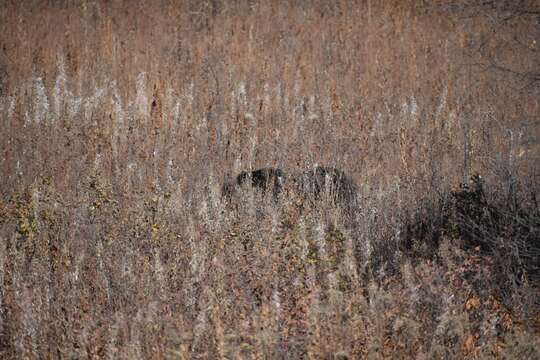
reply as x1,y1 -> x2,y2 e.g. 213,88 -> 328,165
0,1 -> 539,358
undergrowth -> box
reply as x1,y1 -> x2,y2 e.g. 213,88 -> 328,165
1,0 -> 539,358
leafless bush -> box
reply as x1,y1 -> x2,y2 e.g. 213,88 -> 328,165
0,0 -> 538,358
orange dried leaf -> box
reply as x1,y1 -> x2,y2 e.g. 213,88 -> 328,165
491,299 -> 502,312
494,341 -> 505,355
465,295 -> 480,310
462,334 -> 476,355
502,313 -> 513,330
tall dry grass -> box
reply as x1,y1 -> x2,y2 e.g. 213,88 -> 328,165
0,0 -> 539,358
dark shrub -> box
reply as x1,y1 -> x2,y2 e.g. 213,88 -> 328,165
444,175 -> 501,250
400,175 -> 500,257
399,175 -> 540,302
400,199 -> 446,260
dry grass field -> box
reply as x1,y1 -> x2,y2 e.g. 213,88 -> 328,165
0,1 -> 539,358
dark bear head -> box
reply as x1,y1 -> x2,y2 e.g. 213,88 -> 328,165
236,167 -> 286,197
222,167 -> 286,202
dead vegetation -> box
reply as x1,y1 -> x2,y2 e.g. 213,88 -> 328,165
0,0 -> 539,358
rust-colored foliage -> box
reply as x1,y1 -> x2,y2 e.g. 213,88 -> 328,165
0,0 -> 539,358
